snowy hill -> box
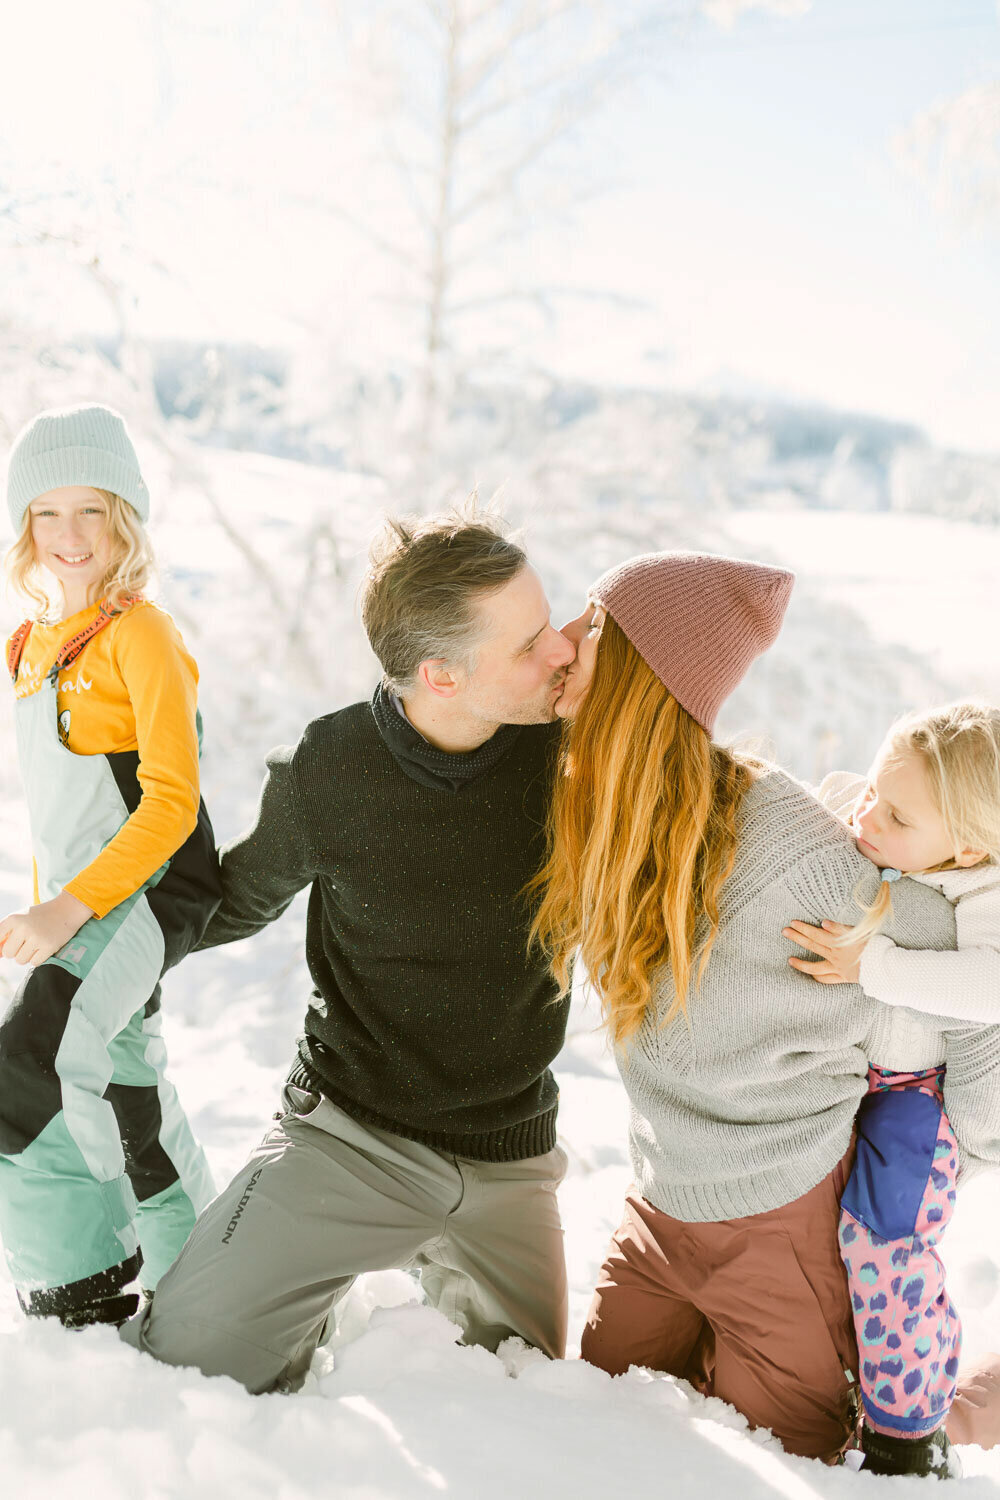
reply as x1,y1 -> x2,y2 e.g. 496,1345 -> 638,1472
1,430 -> 999,1496
137,343 -> 1000,522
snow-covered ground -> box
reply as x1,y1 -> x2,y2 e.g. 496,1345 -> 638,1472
1,465 -> 999,1496
1,979 -> 998,1499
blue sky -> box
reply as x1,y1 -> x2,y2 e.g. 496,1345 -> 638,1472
541,0 -> 1000,451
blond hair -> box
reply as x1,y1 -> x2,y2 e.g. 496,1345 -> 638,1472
849,700 -> 1000,942
528,615 -> 757,1046
4,489 -> 155,619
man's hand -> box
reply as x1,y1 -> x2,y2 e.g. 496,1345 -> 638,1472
782,919 -> 868,985
0,891 -> 95,967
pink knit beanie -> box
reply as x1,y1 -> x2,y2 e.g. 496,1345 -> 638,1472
590,550 -> 794,736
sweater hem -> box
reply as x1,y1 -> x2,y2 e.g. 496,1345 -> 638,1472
289,1056 -> 559,1164
633,1128 -> 853,1223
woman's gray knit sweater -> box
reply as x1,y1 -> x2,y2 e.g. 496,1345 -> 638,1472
622,767 -> 1000,1223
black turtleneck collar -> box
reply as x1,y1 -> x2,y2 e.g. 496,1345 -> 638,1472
370,682 -> 523,793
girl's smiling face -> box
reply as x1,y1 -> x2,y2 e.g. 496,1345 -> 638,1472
29,487 -> 111,608
852,744 -> 985,873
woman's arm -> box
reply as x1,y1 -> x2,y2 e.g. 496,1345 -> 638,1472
942,1022 -> 1000,1184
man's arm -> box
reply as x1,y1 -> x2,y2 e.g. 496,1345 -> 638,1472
199,744 -> 315,949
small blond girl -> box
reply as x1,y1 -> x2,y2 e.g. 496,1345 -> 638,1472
786,701 -> 1000,1014
783,701 -> 1000,1476
0,404 -> 219,1329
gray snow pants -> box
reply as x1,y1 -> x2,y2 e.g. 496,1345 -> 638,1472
120,1085 -> 569,1392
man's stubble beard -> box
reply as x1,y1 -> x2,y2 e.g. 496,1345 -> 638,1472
472,678 -> 565,728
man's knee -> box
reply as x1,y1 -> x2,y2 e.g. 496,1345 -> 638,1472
119,1298 -> 296,1394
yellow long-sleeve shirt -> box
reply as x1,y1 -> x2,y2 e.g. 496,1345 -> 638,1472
8,600 -> 201,919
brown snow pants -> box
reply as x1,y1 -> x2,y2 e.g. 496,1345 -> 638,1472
581,1155 -> 1000,1459
581,1156 -> 859,1462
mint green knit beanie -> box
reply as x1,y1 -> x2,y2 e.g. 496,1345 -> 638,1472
6,404 -> 150,534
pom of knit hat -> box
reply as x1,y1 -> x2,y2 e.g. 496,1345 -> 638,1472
590,549 -> 794,736
6,404 -> 150,534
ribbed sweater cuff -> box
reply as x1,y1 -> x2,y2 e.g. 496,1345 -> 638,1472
288,1059 -> 559,1164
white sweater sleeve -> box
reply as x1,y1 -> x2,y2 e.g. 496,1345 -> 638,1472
859,886 -> 1000,1025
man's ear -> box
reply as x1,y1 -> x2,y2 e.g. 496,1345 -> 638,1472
418,659 -> 461,699
954,845 -> 989,869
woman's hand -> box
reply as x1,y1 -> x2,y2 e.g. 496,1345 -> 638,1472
0,891 -> 95,967
782,919 -> 868,985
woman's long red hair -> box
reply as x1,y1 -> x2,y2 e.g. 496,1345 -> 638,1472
529,616 -> 755,1045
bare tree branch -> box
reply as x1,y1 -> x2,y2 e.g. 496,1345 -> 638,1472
457,0 -> 598,108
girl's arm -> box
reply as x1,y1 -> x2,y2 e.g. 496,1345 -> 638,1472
790,770 -> 1000,1024
858,888 -> 1000,1024
0,890 -> 94,966
0,613 -> 195,966
784,902 -> 1000,1022
63,606 -> 201,919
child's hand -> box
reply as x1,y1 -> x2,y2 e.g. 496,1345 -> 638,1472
782,919 -> 868,985
0,892 -> 95,967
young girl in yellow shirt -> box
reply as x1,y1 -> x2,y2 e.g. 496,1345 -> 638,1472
0,403 -> 219,1327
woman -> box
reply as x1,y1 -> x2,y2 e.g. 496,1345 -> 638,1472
531,549 -> 1000,1473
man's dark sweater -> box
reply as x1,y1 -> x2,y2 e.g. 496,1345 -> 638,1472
203,689 -> 568,1161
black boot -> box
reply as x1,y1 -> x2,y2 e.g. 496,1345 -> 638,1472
862,1424 -> 962,1479
61,1291 -> 140,1330
18,1251 -> 142,1329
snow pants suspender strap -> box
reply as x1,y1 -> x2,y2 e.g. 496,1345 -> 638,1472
7,620 -> 33,681
7,602 -> 121,687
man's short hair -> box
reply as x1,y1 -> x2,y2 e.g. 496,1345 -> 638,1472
361,506 -> 527,694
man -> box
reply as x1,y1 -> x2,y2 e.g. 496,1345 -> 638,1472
122,508 -> 577,1392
